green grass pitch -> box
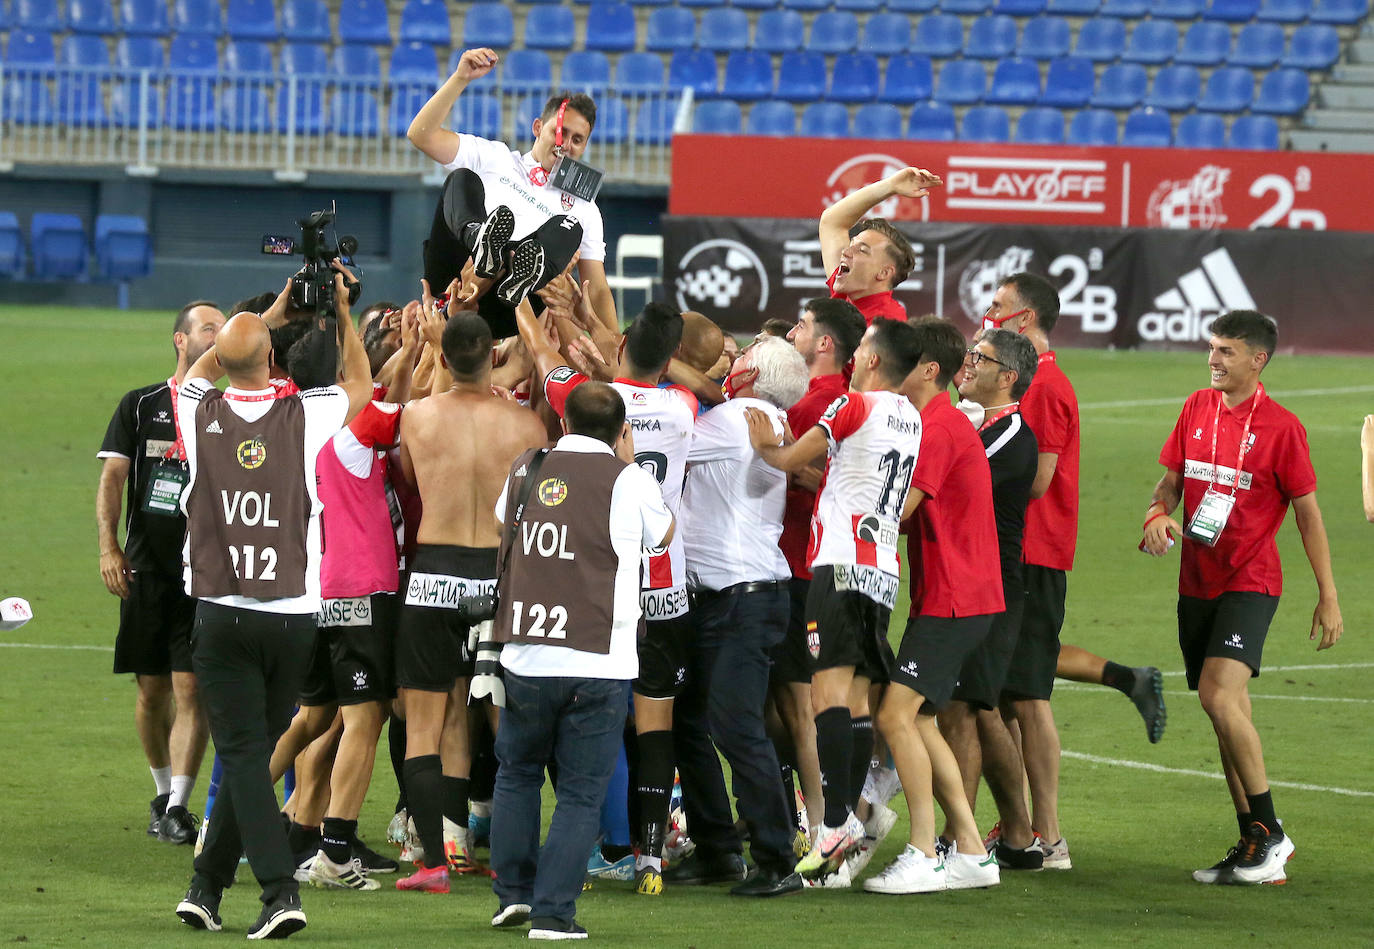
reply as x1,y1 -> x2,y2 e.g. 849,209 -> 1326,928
0,305 -> 1370,947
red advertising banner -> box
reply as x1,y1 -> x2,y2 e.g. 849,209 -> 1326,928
669,135 -> 1372,233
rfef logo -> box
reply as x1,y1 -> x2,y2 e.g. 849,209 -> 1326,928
1147,165 -> 1230,229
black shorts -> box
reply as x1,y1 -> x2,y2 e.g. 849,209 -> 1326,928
300,594 -> 399,706
892,614 -> 995,712
114,570 -> 195,676
395,545 -> 497,693
770,578 -> 814,686
805,566 -> 895,683
635,608 -> 692,700
1002,564 -> 1066,701
1177,592 -> 1278,690
951,581 -> 1024,711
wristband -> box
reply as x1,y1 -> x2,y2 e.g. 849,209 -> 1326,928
1142,511 -> 1168,531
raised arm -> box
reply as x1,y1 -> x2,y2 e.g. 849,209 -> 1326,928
1291,492 -> 1342,650
406,47 -> 499,165
819,167 -> 942,276
514,298 -> 571,382
577,260 -> 619,335
333,274 -> 373,422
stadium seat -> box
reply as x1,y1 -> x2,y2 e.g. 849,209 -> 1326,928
277,83 -> 325,133
669,49 -> 719,96
31,214 -> 87,279
1231,23 -> 1285,68
1122,106 -> 1172,146
386,84 -> 429,134
165,77 -> 217,130
595,96 -> 629,143
172,0 -> 224,36
281,41 -> 327,77
616,52 -> 665,93
338,0 -> 391,45
1074,19 -> 1126,62
510,94 -> 543,138
1205,0 -> 1260,19
119,0 -> 169,35
879,54 -> 935,103
836,0 -> 882,10
463,3 -> 514,48
561,51 -> 612,93
6,78 -> 55,124
732,0 -> 776,8
450,88 -> 503,138
1018,17 -> 1071,60
997,0 -> 1047,14
170,34 -> 220,72
1123,21 -> 1178,65
501,49 -> 553,93
1146,64 -> 1201,109
747,99 -> 796,135
584,3 -> 637,52
1152,0 -> 1206,15
721,50 -> 775,99
399,0 -> 450,45
1091,63 -> 1148,109
220,84 -> 273,131
907,101 -> 957,140
1283,25 -> 1341,69
333,44 -> 381,85
1257,0 -> 1311,19
1067,107 -> 1118,144
801,101 -> 850,137
782,0 -> 830,9
1100,0 -> 1150,15
646,7 -> 696,52
56,49 -> 110,126
700,8 -> 750,52
1228,113 -> 1280,148
117,36 -> 163,69
226,0 -> 276,39
776,51 -> 827,101
225,40 -> 273,74
1048,0 -> 1100,11
1177,22 -> 1231,66
852,102 -> 902,138
859,13 -> 910,56
68,0 -> 115,34
965,15 -> 1017,59
388,42 -> 440,88
961,104 -> 1010,141
887,0 -> 938,11
282,0 -> 329,42
1175,112 -> 1226,147
60,33 -> 110,67
0,213 -> 23,279
15,0 -> 63,30
5,28 -> 58,73
986,57 -> 1041,104
634,96 -> 679,144
1015,106 -> 1065,143
1310,0 -> 1366,18
755,10 -> 805,53
809,11 -> 860,54
831,53 -> 880,102
943,0 -> 991,13
330,89 -> 379,136
1197,65 -> 1254,111
694,99 -> 743,134
935,59 -> 986,104
1042,56 -> 1094,106
112,79 -> 160,126
912,15 -> 964,58
1252,67 -> 1310,113
681,0 -> 725,7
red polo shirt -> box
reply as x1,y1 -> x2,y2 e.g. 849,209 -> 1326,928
1020,351 -> 1079,572
1159,386 -> 1316,600
827,267 -> 907,325
780,373 -> 849,579
903,394 -> 1004,618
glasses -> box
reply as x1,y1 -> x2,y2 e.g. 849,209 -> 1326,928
965,348 -> 1012,370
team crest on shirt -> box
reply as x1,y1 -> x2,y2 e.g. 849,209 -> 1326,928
560,192 -> 575,211
806,621 -> 820,659
630,391 -> 647,404
236,438 -> 267,469
537,477 -> 569,506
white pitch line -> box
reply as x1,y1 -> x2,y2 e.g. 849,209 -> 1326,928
1062,750 -> 1374,798
1157,661 -> 1374,677
1055,684 -> 1374,705
0,642 -> 114,652
1082,384 -> 1374,411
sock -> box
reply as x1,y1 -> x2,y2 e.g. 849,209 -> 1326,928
814,706 -> 853,828
636,854 -> 662,873
287,821 -> 321,859
849,716 -> 875,815
1246,792 -> 1278,834
1101,661 -> 1137,694
601,741 -> 632,848
779,764 -> 799,829
403,755 -> 445,865
635,730 -> 674,859
322,817 -> 356,865
169,774 -> 195,810
151,765 -> 172,797
442,775 -> 471,828
1236,812 -> 1253,838
389,717 -> 408,813
602,843 -> 633,861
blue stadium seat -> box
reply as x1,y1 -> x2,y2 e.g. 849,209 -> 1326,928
1257,0 -> 1311,19
510,94 -> 542,141
1228,113 -> 1280,148
835,0 -> 882,10
996,0 -> 1047,14
388,42 -> 440,88
172,0 -> 224,36
879,54 -> 935,103
747,99 -> 796,135
1283,25 -> 1341,69
226,0 -> 276,39
934,60 -> 986,103
1042,56 -> 1094,106
700,8 -> 750,52
1204,0 -> 1259,19
331,90 -> 380,135
681,0 -> 726,7
1231,23 -> 1285,68
616,52 -> 665,93
965,15 -> 1017,59
399,0 -> 450,45
386,84 -> 429,134
1015,106 -> 1065,142
463,3 -> 514,48
220,84 -> 273,131
1091,63 -> 1148,108
776,51 -> 827,101
56,40 -> 110,126
695,99 -> 743,134
1122,106 -> 1171,146
560,51 -> 612,93
780,0 -> 828,9
907,100 -> 957,140
1074,19 -> 1126,62
943,0 -> 991,13
852,102 -> 902,138
1048,0 -> 1099,11
887,0 -> 938,11
1175,112 -> 1226,147
986,57 -> 1041,104
450,89 -> 502,138
6,29 -> 58,72
801,100 -> 850,136
1197,66 -> 1253,110
119,0 -> 169,35
584,3 -> 637,52
165,77 -> 217,130
595,96 -> 629,143
755,10 -> 805,53
338,0 -> 391,45
1252,67 -> 1310,113
15,0 -> 63,29
0,213 -> 23,279
333,44 -> 381,85
282,0 -> 330,42
1100,0 -> 1150,15
1153,0 -> 1206,14
859,13 -> 910,56
809,11 -> 860,54
669,49 -> 718,96
961,104 -> 1010,141
911,15 -> 964,58
31,214 -> 87,279
634,96 -> 678,144
276,83 -> 325,133
117,36 -> 164,69
721,50 -> 775,99
6,78 -> 55,124
1311,0 -> 1366,17
1067,107 -> 1118,144
281,41 -> 327,76
732,0 -> 776,8
170,34 -> 220,72
1123,21 -> 1178,64
831,52 -> 880,102
226,39 -> 274,73
1177,22 -> 1231,66
1146,64 -> 1201,109
68,0 -> 115,34
647,7 -> 696,51
112,79 -> 160,126
1017,17 -> 1070,60
60,33 -> 110,67
501,49 -> 553,93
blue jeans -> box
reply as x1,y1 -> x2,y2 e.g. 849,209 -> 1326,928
491,672 -> 631,922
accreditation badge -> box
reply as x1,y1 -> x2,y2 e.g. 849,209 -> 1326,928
141,461 -> 189,517
1183,487 -> 1235,547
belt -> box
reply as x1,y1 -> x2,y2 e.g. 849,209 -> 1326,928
690,579 -> 788,600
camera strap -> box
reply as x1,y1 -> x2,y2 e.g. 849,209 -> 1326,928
499,448 -> 549,579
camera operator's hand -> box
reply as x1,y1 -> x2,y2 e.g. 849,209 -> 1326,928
332,271 -> 352,325
454,48 -> 499,83
260,278 -> 293,329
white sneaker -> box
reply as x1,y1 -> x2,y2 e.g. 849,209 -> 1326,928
308,850 -> 381,891
386,810 -> 408,847
795,812 -> 864,880
944,847 -> 1000,890
1039,836 -> 1072,870
399,816 -> 425,866
1229,824 -> 1295,885
845,802 -> 898,877
862,845 -> 946,894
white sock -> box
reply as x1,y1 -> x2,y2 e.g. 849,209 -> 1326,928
170,774 -> 195,810
151,765 -> 172,797
636,854 -> 662,873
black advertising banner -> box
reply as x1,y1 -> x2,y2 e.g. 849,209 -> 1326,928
662,217 -> 1374,355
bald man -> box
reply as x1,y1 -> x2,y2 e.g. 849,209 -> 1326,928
666,312 -> 728,409
171,297 -> 371,939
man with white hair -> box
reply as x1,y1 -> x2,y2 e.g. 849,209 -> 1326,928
671,337 -> 809,897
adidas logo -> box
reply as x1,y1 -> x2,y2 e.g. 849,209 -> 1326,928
204,419 -> 223,435
1137,249 -> 1256,343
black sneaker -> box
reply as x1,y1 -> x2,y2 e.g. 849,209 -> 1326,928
175,882 -> 223,932
247,891 -> 307,940
1129,666 -> 1167,744
149,793 -> 170,836
528,916 -> 587,941
995,839 -> 1046,871
495,237 -> 545,307
1230,821 -> 1294,885
351,837 -> 399,874
471,205 -> 516,279
157,805 -> 200,845
1191,839 -> 1245,884
491,902 -> 532,928
661,851 -> 748,886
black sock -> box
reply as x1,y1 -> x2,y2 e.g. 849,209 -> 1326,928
635,729 -> 674,859
779,763 -> 798,828
1101,661 -> 1137,695
321,817 -> 356,865
287,821 -> 320,859
1246,792 -> 1278,835
849,716 -> 874,815
402,755 -> 444,865
601,843 -> 634,861
1236,811 -> 1253,838
814,706 -> 853,828
442,775 -> 471,828
389,717 -> 408,813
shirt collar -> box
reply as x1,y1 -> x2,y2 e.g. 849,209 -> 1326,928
850,289 -> 895,316
555,433 -> 615,455
808,373 -> 846,392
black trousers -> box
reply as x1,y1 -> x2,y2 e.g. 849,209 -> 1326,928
423,169 -> 584,339
190,601 -> 315,904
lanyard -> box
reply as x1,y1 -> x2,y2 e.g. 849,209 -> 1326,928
1208,382 -> 1263,498
165,377 -> 187,462
978,402 -> 1020,433
528,99 -> 569,187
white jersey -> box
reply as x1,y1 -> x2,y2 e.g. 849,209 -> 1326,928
443,133 -> 606,263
